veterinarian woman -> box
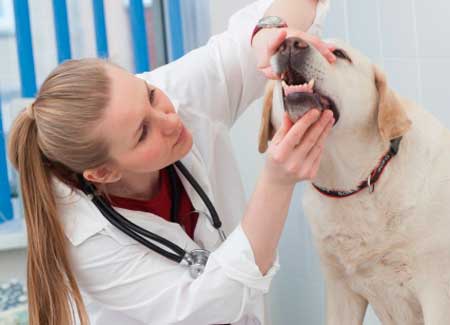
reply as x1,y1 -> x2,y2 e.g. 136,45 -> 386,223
8,0 -> 335,324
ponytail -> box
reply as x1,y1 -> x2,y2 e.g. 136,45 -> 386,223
8,111 -> 89,325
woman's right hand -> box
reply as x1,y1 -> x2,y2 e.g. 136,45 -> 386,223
263,109 -> 334,187
253,28 -> 336,80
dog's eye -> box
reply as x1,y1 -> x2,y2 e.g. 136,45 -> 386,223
333,49 -> 352,63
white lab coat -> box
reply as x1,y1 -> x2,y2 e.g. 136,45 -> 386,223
55,1 -> 329,324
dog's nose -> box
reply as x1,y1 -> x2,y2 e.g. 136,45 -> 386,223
279,37 -> 309,56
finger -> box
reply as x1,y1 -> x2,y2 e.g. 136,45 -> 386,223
285,31 -> 336,63
277,109 -> 320,151
257,30 -> 287,70
306,142 -> 325,179
304,115 -> 334,158
298,118 -> 333,177
322,48 -> 336,64
326,42 -> 336,52
271,113 -> 293,145
324,43 -> 337,62
308,37 -> 336,64
316,43 -> 336,63
295,110 -> 333,156
260,66 -> 282,80
268,30 -> 287,53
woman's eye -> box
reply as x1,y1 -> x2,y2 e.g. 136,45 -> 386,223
138,123 -> 149,143
333,49 -> 352,62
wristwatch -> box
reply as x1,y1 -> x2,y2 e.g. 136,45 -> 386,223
251,16 -> 288,45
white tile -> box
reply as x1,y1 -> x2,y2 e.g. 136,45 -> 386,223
414,0 -> 450,58
29,0 -> 58,88
346,0 -> 382,62
419,59 -> 450,128
380,0 -> 417,58
383,59 -> 420,104
323,0 -> 348,41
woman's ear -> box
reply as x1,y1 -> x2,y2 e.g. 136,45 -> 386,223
258,81 -> 276,153
83,164 -> 121,184
374,66 -> 412,141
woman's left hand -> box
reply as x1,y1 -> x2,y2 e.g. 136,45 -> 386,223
252,28 -> 336,79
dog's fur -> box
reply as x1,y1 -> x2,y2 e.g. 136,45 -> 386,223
259,38 -> 450,325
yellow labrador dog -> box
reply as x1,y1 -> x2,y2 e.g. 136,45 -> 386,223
259,37 -> 450,325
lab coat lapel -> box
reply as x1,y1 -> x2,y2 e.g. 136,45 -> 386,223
176,147 -> 222,251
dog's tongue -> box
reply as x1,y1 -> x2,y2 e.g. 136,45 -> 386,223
282,79 -> 326,122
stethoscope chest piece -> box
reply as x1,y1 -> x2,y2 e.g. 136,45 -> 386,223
183,249 -> 210,279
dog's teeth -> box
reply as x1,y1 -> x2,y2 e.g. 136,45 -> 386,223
308,79 -> 315,88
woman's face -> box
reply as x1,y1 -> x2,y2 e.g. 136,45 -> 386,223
98,65 -> 193,177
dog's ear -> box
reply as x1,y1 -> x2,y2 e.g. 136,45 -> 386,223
374,66 -> 412,140
258,81 -> 276,153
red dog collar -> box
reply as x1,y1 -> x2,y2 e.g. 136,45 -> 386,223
312,137 -> 402,198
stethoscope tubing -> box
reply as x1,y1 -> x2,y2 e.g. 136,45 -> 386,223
91,192 -> 186,262
77,160 -> 223,265
174,161 -> 221,229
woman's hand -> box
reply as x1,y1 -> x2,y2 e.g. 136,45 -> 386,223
253,28 -> 336,79
263,109 -> 334,187
242,108 -> 333,274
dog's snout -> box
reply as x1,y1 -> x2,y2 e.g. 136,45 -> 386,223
271,37 -> 312,78
279,37 -> 309,55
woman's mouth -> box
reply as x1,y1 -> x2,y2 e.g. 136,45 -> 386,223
174,125 -> 186,146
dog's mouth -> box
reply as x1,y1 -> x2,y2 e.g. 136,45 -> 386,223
281,67 -> 339,124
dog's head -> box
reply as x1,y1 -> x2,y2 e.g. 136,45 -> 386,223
258,37 -> 412,153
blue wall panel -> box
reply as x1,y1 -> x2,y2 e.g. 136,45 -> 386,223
167,0 -> 184,61
92,0 -> 109,58
0,98 -> 13,223
13,0 -> 37,97
129,0 -> 150,73
52,0 -> 72,62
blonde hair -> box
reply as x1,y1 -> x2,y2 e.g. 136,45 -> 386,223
8,58 -> 112,325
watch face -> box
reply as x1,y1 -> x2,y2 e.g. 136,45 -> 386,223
259,16 -> 285,28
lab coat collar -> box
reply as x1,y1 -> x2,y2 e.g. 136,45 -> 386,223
170,96 -> 224,250
177,147 -> 224,251
53,178 -> 107,246
55,144 -> 222,251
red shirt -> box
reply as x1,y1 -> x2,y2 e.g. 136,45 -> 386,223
110,168 -> 199,239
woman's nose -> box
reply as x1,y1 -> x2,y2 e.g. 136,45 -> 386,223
158,112 -> 181,137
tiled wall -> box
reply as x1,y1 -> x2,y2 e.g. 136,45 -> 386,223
324,0 -> 450,127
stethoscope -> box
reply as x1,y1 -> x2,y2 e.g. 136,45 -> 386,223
77,161 -> 226,279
